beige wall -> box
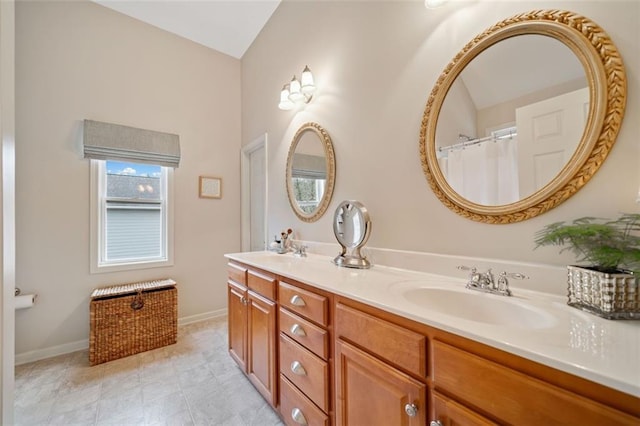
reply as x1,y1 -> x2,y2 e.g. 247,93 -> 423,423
242,1 -> 639,266
16,1 -> 241,355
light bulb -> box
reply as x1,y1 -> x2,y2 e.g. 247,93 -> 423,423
288,76 -> 304,102
278,85 -> 294,110
300,66 -> 316,95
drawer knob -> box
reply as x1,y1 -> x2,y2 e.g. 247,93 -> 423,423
290,323 -> 307,337
290,360 -> 307,376
429,421 -> 443,426
291,407 -> 308,425
290,294 -> 306,306
405,403 -> 418,418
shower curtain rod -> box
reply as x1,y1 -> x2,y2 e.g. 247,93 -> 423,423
438,131 -> 518,153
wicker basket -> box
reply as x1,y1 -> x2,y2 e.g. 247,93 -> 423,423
89,279 -> 177,365
567,266 -> 639,320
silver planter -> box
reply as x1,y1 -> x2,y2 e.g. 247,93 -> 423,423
567,265 -> 639,320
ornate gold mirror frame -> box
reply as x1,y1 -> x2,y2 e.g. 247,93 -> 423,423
286,122 -> 336,222
419,10 -> 626,224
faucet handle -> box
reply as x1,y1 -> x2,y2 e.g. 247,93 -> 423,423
502,271 -> 528,280
496,271 -> 529,295
458,265 -> 481,287
457,265 -> 477,278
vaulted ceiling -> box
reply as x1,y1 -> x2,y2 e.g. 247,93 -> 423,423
93,1 -> 281,59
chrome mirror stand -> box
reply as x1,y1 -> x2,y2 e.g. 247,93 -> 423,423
332,200 -> 372,269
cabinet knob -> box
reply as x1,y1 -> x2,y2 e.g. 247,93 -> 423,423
290,360 -> 307,376
241,296 -> 248,306
290,294 -> 306,307
405,403 -> 419,418
429,421 -> 443,426
291,407 -> 308,425
290,323 -> 306,337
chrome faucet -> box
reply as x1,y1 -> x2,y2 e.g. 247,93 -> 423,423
457,266 -> 528,297
290,243 -> 307,257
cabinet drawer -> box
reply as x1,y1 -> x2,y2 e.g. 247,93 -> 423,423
280,308 -> 329,360
227,262 -> 247,286
280,334 -> 329,412
280,375 -> 329,426
335,302 -> 426,377
248,269 -> 276,301
279,281 -> 328,326
432,340 -> 637,425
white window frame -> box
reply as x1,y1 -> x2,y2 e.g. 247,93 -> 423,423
90,159 -> 174,273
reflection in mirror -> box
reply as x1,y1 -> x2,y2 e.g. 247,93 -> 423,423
420,10 -> 626,223
436,35 -> 588,205
286,122 -> 336,222
291,131 -> 327,214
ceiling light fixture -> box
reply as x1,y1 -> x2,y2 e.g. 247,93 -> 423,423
278,66 -> 316,110
424,0 -> 449,9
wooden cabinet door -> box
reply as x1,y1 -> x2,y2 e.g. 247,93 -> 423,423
228,281 -> 247,371
432,391 -> 497,426
248,290 -> 278,407
335,340 -> 426,426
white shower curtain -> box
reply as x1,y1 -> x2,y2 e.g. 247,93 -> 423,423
442,138 -> 519,205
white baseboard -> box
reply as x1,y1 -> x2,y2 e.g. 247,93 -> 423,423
15,309 -> 228,365
15,339 -> 89,366
178,308 -> 227,326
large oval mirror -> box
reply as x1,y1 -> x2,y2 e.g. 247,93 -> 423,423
286,122 -> 336,222
420,10 -> 626,223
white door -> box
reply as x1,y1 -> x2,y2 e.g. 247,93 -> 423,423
516,87 -> 589,199
241,134 -> 267,252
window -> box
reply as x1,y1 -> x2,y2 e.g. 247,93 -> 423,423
292,176 -> 326,214
90,159 -> 173,273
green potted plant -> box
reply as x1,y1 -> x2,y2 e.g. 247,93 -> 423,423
535,213 -> 640,319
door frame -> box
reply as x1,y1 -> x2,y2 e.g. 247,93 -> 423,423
1,0 -> 16,422
241,133 -> 268,252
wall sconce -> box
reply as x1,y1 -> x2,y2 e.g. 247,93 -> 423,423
278,66 -> 316,110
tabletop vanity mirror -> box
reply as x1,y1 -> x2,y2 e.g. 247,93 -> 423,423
419,10 -> 626,223
286,122 -> 336,222
332,200 -> 372,269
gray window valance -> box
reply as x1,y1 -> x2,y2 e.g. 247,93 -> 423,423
292,153 -> 326,180
83,119 -> 180,168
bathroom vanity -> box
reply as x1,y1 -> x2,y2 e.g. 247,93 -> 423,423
225,251 -> 640,426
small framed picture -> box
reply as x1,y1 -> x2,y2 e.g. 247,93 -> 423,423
199,176 -> 222,199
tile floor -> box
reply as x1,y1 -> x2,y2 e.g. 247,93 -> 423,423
15,317 -> 284,426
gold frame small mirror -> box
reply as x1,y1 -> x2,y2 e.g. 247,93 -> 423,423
419,10 -> 626,224
286,122 -> 336,222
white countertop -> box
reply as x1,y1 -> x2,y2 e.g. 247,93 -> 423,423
225,250 -> 640,397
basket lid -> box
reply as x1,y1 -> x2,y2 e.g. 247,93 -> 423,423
90,278 -> 176,299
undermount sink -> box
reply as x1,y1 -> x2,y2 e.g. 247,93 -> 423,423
401,287 -> 557,329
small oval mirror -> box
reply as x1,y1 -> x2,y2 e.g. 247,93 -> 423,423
286,122 -> 336,222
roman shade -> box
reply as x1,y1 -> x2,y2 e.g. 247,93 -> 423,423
83,119 -> 180,168
292,153 -> 326,179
